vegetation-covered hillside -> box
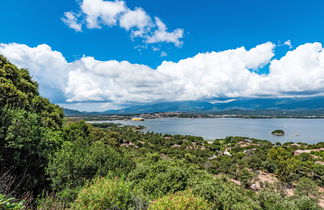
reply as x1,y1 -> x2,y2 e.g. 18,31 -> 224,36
0,56 -> 323,209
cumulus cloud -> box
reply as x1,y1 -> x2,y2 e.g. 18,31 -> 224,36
0,43 -> 69,101
63,0 -> 184,47
119,7 -> 152,37
81,0 -> 126,28
1,42 -> 324,110
62,12 -> 82,32
145,17 -> 184,47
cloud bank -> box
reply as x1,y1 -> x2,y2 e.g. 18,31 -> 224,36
1,42 -> 324,110
62,0 -> 184,47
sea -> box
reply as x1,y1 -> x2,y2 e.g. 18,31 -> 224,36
88,118 -> 324,144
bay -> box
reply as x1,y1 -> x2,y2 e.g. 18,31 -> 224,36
88,118 -> 324,144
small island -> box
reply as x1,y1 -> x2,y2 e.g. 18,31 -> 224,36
272,129 -> 285,136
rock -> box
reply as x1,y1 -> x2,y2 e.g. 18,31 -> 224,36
250,183 -> 259,191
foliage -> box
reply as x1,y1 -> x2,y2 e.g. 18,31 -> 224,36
0,56 -> 64,199
0,108 -> 62,196
37,193 -> 68,210
271,129 -> 285,136
189,173 -> 260,209
148,190 -> 210,210
266,147 -> 300,183
72,177 -> 138,210
0,194 -> 24,210
258,189 -> 319,210
295,177 -> 320,200
46,137 -> 135,199
128,157 -> 203,199
0,55 -> 63,129
237,168 -> 256,188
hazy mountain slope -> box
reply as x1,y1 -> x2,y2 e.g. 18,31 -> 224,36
64,97 -> 324,115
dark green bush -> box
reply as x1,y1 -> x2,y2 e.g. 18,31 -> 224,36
128,158 -> 203,199
46,137 -> 135,200
189,173 -> 260,209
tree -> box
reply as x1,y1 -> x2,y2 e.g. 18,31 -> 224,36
0,109 -> 62,197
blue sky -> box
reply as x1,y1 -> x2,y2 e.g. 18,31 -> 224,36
1,0 -> 324,111
1,0 -> 324,67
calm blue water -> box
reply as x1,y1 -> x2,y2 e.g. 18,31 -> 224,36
88,118 -> 324,144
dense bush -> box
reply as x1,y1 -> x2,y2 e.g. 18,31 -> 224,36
0,56 -> 63,129
0,55 -> 64,200
189,173 -> 260,209
0,108 -> 62,197
295,177 -> 320,200
236,168 -> 256,188
258,189 -> 319,210
148,190 -> 210,210
128,157 -> 203,199
46,137 -> 135,199
72,177 -> 138,210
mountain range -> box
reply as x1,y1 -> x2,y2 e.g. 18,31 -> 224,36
64,97 -> 324,116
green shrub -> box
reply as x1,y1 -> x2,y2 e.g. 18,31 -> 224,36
0,56 -> 63,198
0,108 -> 63,196
148,190 -> 210,210
72,177 -> 137,210
295,177 -> 320,200
258,189 -> 319,210
128,158 -> 203,199
46,137 -> 135,201
37,194 -> 67,210
236,168 -> 255,188
0,194 -> 24,210
189,173 -> 260,209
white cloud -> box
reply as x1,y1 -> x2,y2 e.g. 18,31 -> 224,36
146,17 -> 184,47
284,40 -> 292,49
119,8 -> 152,37
209,99 -> 237,104
243,42 -> 275,69
62,12 -> 82,32
1,42 -> 324,110
0,43 -> 69,101
81,0 -> 127,28
262,42 -> 324,95
63,0 -> 184,47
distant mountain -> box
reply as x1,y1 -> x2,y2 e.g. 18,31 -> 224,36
63,108 -> 86,116
64,97 -> 324,116
100,97 -> 324,114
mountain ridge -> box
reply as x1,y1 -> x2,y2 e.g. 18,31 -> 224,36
63,97 -> 324,116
